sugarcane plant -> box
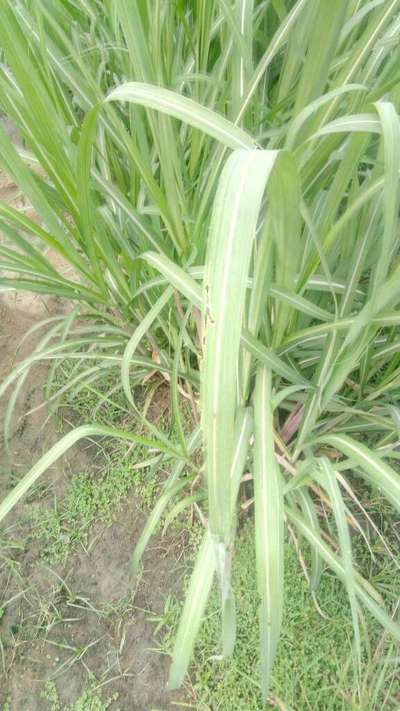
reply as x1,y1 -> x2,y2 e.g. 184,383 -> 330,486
0,0 -> 400,700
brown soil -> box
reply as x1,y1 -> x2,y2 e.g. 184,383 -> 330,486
0,161 -> 190,709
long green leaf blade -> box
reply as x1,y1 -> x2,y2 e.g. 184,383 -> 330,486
254,365 -> 284,700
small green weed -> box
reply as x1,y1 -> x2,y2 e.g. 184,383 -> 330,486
31,446 -> 158,564
28,362 -> 190,565
40,681 -> 119,711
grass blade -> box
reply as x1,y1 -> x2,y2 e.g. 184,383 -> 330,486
106,82 -> 255,150
317,434 -> 400,512
254,365 -> 284,701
